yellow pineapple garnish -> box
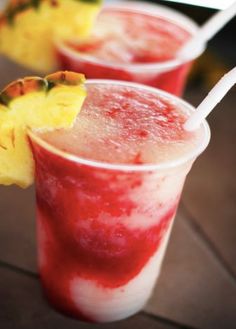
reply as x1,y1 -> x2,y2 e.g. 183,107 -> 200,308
0,0 -> 102,72
0,71 -> 86,188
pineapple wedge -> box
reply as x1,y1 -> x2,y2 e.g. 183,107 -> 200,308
0,0 -> 102,73
0,71 -> 86,188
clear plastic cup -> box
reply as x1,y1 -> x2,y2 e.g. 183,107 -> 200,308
56,1 -> 204,96
29,80 -> 210,323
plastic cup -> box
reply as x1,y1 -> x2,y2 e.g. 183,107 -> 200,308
29,80 -> 210,323
56,1 -> 204,96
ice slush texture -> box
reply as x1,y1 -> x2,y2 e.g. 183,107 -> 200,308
57,6 -> 194,95
41,84 -> 202,165
67,8 -> 190,64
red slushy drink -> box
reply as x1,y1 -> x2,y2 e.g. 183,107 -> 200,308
30,80 -> 210,322
57,2 -> 202,95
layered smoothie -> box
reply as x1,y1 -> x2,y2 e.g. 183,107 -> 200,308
30,81 -> 209,322
57,3 -> 201,95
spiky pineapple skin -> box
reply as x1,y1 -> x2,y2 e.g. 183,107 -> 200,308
0,71 -> 86,188
0,0 -> 102,73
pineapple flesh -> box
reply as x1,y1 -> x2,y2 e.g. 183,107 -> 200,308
0,71 -> 86,188
0,0 -> 102,73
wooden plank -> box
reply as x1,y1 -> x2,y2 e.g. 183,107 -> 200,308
0,185 -> 37,272
183,89 -> 236,274
0,56 -> 33,89
145,211 -> 236,329
0,266 -> 176,329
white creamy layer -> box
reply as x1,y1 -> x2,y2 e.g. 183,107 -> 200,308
124,166 -> 190,229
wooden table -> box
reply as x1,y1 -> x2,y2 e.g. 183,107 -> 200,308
0,55 -> 235,329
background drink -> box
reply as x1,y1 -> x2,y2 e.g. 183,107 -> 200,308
29,81 -> 210,323
57,2 -> 203,96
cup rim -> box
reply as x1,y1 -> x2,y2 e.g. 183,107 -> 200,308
29,79 -> 211,173
56,1 -> 205,74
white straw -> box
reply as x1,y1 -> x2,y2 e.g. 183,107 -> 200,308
184,67 -> 236,131
178,1 -> 236,59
